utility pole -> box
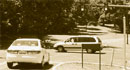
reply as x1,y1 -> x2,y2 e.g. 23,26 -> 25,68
126,10 -> 129,44
123,0 -> 126,4
123,14 -> 127,70
123,0 -> 127,67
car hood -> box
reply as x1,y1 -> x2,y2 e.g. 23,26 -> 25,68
8,46 -> 41,51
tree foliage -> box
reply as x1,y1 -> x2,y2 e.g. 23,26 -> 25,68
0,0 -> 76,39
98,1 -> 130,33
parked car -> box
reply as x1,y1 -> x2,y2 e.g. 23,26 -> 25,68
6,38 -> 50,69
54,36 -> 103,53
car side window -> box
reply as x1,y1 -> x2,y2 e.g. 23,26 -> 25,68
87,37 -> 96,42
65,37 -> 77,42
70,38 -> 74,42
97,37 -> 102,42
70,38 -> 78,42
65,39 -> 71,42
78,37 -> 96,42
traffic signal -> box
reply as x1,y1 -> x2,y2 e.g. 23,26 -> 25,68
104,2 -> 108,11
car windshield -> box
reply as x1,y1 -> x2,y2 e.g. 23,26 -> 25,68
12,40 -> 38,46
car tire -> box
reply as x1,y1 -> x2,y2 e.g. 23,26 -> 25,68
57,46 -> 64,52
86,49 -> 96,53
7,62 -> 13,69
44,62 -> 49,66
45,53 -> 50,66
92,50 -> 96,53
40,57 -> 45,68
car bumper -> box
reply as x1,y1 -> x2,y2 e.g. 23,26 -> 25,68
6,53 -> 43,64
82,44 -> 102,51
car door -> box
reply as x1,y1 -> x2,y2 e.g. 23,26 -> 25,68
64,37 -> 81,49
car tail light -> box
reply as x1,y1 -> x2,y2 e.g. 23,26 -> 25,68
27,51 -> 41,54
7,50 -> 18,54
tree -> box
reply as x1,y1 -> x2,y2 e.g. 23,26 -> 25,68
0,0 -> 21,37
0,0 -> 76,39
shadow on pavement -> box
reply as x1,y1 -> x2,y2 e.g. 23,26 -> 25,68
0,57 -> 5,59
110,30 -> 123,34
92,52 -> 106,54
12,63 -> 53,70
68,25 -> 108,35
102,25 -> 114,29
57,51 -> 106,54
69,32 -> 107,35
87,27 -> 101,30
103,46 -> 121,49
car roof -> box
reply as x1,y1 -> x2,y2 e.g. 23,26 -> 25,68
70,36 -> 97,38
15,38 -> 40,41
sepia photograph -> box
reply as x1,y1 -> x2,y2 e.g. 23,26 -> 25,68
0,0 -> 130,70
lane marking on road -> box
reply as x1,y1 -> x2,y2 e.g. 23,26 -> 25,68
52,62 -> 64,70
50,61 -> 63,64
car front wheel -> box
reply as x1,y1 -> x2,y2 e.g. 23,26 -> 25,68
7,62 -> 13,69
57,46 -> 64,52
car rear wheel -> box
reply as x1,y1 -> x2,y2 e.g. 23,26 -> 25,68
40,57 -> 45,68
86,49 -> 96,53
44,62 -> 49,66
44,53 -> 50,66
7,62 -> 13,69
57,46 -> 64,52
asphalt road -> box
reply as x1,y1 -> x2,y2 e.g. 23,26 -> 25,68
1,47 -> 130,70
0,25 -> 130,70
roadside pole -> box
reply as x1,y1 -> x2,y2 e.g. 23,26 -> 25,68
126,9 -> 129,44
111,48 -> 115,66
123,15 -> 127,70
127,33 -> 129,44
81,46 -> 83,68
99,50 -> 101,70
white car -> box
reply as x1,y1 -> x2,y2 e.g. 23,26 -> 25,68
6,38 -> 50,68
54,36 -> 103,53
